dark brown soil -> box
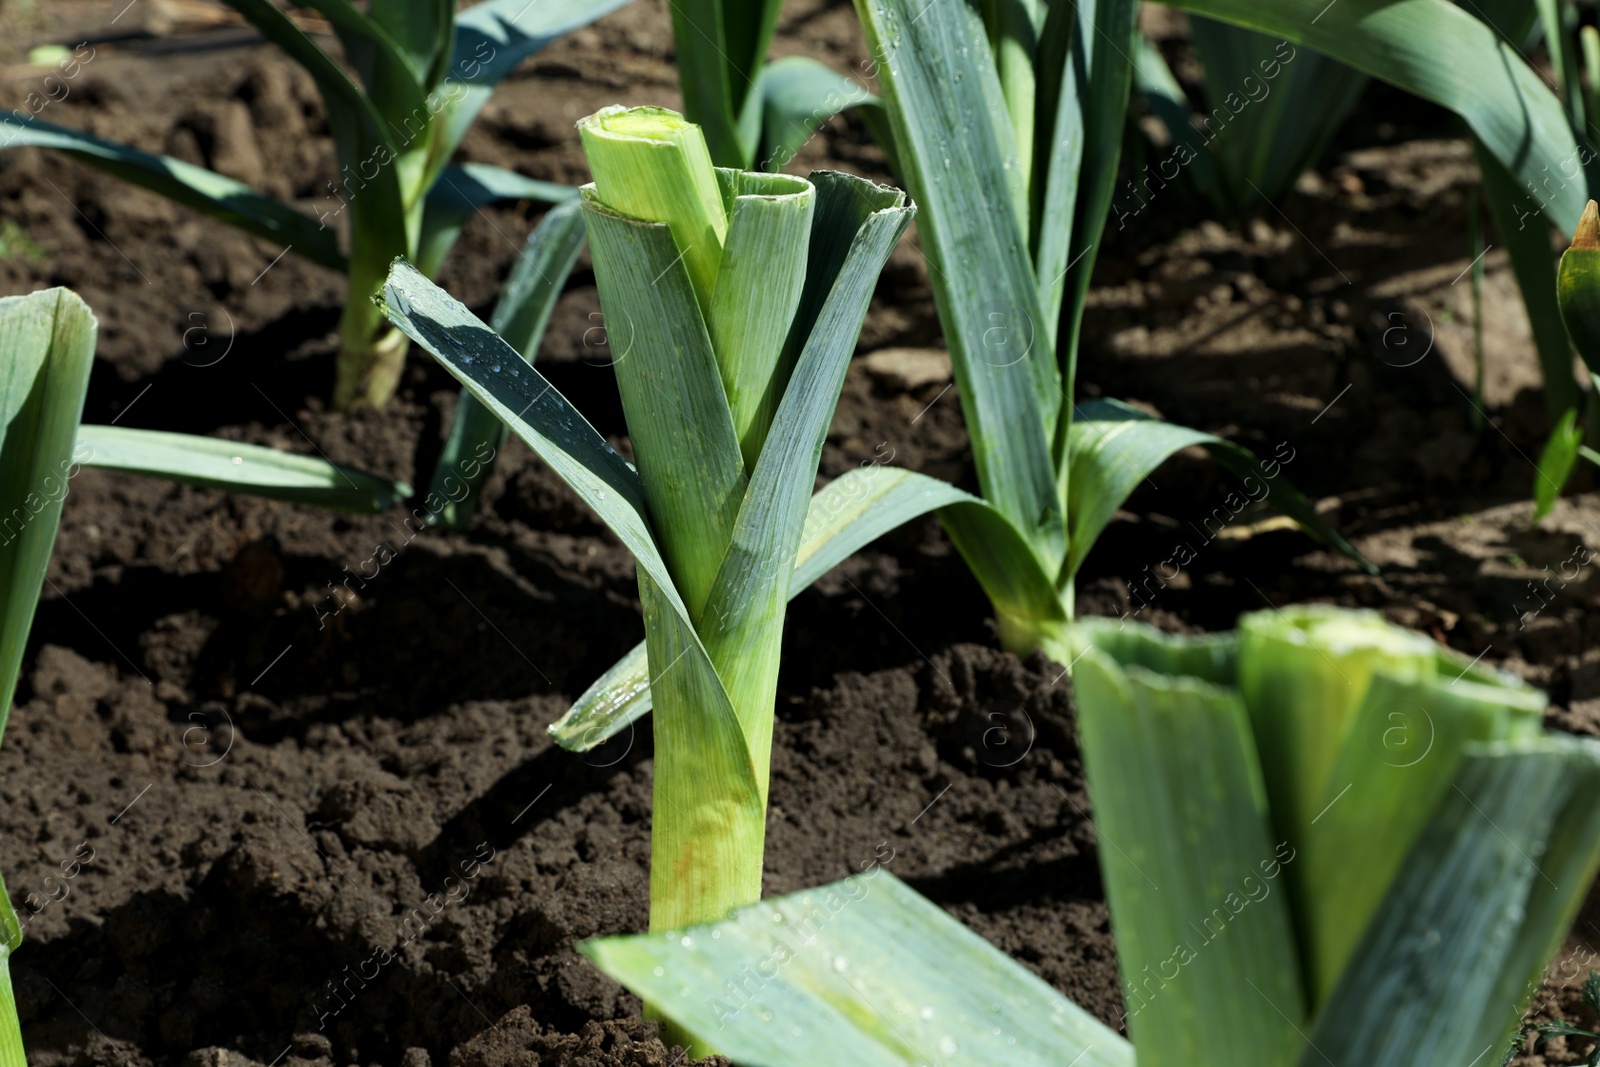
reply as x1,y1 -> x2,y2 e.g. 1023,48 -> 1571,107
0,1 -> 1596,1065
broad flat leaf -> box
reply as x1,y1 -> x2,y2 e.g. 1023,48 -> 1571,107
668,0 -> 748,167
1477,137 -> 1581,419
1532,405 -> 1583,521
427,198 -> 586,529
854,0 -> 1064,569
582,870 -> 1132,1067
0,289 -> 95,732
550,466 -> 991,752
1304,738 -> 1600,1067
369,0 -> 452,88
418,162 -> 577,274
699,174 -> 911,779
1073,635 -> 1307,1067
1186,19 -> 1367,211
1046,0 -> 1137,415
449,0 -> 633,87
76,426 -> 411,514
580,191 -> 747,623
756,56 -> 882,172
1301,670 -> 1544,1005
1169,0 -> 1588,234
1065,399 -> 1371,580
0,115 -> 343,270
706,170 -> 815,468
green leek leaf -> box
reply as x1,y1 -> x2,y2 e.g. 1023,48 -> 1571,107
582,870 -> 1132,1067
0,289 -> 95,732
756,56 -> 882,173
854,0 -> 1064,569
699,174 -> 911,777
427,198 -> 586,529
1074,636 -> 1307,1067
1185,19 -> 1367,211
706,170 -> 815,468
1169,0 -> 1588,233
0,115 -> 343,270
1301,670 -> 1544,1004
1477,138 -> 1580,419
1533,405 -> 1583,521
418,163 -> 577,275
579,187 -> 746,622
75,426 -> 411,514
1066,399 -> 1372,581
1305,737 -> 1600,1066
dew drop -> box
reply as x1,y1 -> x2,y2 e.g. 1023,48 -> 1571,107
711,929 -> 722,939
491,364 -> 501,373
680,935 -> 694,948
230,456 -> 243,465
938,1037 -> 958,1055
920,1006 -> 935,1021
832,955 -> 849,973
653,966 -> 664,977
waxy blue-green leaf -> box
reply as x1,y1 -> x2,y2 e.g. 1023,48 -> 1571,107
1066,399 -> 1372,581
854,0 -> 1064,570
582,870 -> 1133,1067
667,0 -> 780,167
75,426 -> 411,514
1073,634 -> 1307,1067
0,115 -> 344,270
0,289 -> 95,734
290,0 -> 430,128
1044,0 -> 1136,419
579,192 -> 747,622
1305,737 -> 1600,1066
1300,670 -> 1545,1005
427,198 -> 586,529
418,163 -> 577,274
699,174 -> 911,780
1185,20 -> 1367,212
1171,0 -> 1588,233
706,170 -> 815,468
756,56 -> 882,173
550,466 -> 989,752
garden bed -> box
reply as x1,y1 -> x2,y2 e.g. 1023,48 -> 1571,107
2,0 -> 1598,1064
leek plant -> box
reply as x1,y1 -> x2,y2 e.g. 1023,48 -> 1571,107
0,0 -> 625,409
581,606 -> 1600,1067
554,0 -> 1574,752
378,109 -> 915,941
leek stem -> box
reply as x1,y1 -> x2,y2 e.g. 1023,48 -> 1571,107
580,107 -> 728,315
